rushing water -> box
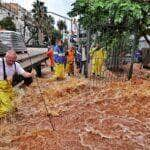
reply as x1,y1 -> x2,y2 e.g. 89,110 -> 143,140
0,77 -> 150,150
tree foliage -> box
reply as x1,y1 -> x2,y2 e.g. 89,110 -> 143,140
57,20 -> 67,32
31,0 -> 55,45
0,17 -> 16,31
68,0 -> 150,50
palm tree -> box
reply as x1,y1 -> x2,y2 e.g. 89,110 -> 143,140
45,15 -> 55,45
57,20 -> 67,34
32,0 -> 48,45
31,0 -> 56,46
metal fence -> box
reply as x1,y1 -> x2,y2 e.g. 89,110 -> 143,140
77,23 -> 135,83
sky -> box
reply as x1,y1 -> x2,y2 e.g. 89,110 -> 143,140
4,0 -> 75,29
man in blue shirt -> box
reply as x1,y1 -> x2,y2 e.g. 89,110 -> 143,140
53,39 -> 65,80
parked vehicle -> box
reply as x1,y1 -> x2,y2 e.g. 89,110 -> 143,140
0,30 -> 48,85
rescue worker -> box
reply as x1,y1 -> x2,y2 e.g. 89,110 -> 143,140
75,45 -> 82,75
81,45 -> 88,78
66,46 -> 75,76
47,46 -> 54,72
0,50 -> 33,117
90,44 -> 107,76
89,44 -> 96,75
53,39 -> 65,80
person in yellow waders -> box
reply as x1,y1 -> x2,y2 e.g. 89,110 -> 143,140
90,45 -> 96,74
53,39 -> 65,80
90,44 -> 107,76
0,50 -> 33,117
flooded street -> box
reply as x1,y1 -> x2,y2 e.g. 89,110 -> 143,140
0,0 -> 149,149
0,69 -> 150,149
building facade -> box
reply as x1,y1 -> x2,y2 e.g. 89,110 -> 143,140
0,2 -> 33,45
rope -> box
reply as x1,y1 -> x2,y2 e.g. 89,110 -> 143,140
26,50 -> 55,131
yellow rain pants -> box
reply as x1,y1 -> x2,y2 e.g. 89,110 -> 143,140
0,80 -> 15,117
91,49 -> 107,76
50,63 -> 65,81
66,62 -> 74,75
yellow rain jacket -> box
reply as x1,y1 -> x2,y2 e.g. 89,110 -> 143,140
90,48 -> 107,76
0,80 -> 15,117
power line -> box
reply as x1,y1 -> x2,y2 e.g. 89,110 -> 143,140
42,11 -> 71,21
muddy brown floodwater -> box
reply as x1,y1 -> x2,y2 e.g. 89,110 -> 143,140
0,74 -> 150,150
